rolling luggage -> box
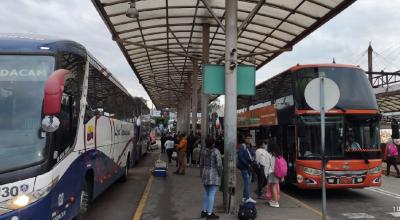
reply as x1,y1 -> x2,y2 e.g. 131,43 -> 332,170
152,159 -> 167,177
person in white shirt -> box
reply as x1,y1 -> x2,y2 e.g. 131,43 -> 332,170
255,140 -> 268,199
165,136 -> 175,163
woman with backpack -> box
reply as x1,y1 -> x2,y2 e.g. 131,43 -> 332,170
385,139 -> 400,177
265,142 -> 286,208
199,136 -> 223,219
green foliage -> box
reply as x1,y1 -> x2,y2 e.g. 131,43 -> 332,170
154,116 -> 169,126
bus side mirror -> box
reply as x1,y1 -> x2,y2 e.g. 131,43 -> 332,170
41,69 -> 71,132
43,69 -> 71,115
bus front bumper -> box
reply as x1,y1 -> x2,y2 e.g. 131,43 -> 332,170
295,159 -> 382,189
0,193 -> 52,220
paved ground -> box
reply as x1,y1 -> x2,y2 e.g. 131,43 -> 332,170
141,160 -> 322,220
85,145 -> 400,220
86,151 -> 158,220
283,176 -> 400,220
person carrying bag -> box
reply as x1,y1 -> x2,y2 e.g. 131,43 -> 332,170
385,139 -> 400,177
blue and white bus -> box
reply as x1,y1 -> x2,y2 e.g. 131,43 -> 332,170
0,34 -> 149,220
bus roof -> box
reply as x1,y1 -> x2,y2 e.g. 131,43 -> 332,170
257,63 -> 362,87
0,33 -> 86,57
0,33 -> 149,112
238,63 -> 364,109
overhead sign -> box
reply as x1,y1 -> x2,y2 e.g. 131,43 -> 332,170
237,105 -> 278,128
203,64 -> 255,95
304,77 -> 340,111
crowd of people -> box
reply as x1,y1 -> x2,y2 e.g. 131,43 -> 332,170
157,129 -> 287,219
237,134 -> 285,208
159,130 -> 222,219
153,127 -> 400,220
160,131 -> 202,174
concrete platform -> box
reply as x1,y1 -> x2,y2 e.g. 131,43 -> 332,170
140,152 -> 322,220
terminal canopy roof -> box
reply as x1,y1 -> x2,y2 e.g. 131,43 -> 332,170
375,85 -> 400,113
92,0 -> 355,109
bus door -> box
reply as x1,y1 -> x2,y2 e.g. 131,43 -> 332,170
286,125 -> 296,182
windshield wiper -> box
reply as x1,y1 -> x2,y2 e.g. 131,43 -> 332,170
334,105 -> 346,112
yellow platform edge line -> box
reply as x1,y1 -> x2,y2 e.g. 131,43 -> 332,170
133,175 -> 154,220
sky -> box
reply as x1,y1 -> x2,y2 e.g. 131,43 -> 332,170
1,0 -> 400,108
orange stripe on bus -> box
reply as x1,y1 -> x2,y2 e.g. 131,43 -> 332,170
295,109 -> 379,115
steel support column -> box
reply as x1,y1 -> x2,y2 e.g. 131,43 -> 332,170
177,104 -> 182,132
192,61 -> 199,133
368,42 -> 373,84
223,0 -> 237,214
201,23 -> 210,148
184,83 -> 191,134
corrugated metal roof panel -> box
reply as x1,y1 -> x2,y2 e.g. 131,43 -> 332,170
92,0 -> 355,108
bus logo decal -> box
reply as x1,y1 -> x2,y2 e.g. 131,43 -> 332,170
20,184 -> 29,193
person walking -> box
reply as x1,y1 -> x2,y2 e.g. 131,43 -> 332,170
254,139 -> 267,199
165,136 -> 175,163
266,142 -> 282,208
174,133 -> 187,175
237,133 -> 256,203
385,139 -> 400,177
161,133 -> 167,153
199,136 -> 223,219
187,131 -> 196,166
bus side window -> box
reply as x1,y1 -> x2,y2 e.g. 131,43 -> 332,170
54,93 -> 75,150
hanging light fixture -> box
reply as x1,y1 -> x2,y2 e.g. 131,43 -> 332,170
126,0 -> 139,18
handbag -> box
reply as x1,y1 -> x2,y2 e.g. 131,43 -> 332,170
171,151 -> 178,160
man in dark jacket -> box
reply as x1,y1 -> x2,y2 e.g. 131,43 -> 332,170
186,131 -> 197,165
237,133 -> 256,203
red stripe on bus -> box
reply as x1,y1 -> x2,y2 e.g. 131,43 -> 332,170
94,116 -> 98,149
84,124 -> 87,151
116,138 -> 133,166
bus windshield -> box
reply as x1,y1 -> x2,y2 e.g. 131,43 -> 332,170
295,67 -> 378,110
0,55 -> 54,173
298,115 -> 380,160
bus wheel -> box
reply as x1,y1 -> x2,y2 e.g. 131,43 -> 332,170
75,180 -> 91,220
119,155 -> 130,182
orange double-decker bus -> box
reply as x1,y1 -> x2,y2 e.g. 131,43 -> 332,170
238,64 -> 382,189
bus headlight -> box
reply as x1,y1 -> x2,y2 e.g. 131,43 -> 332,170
303,167 -> 322,176
0,177 -> 58,212
7,186 -> 51,210
368,166 -> 381,174
12,195 -> 30,208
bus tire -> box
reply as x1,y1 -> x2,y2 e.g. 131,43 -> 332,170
75,176 -> 92,220
119,155 -> 130,182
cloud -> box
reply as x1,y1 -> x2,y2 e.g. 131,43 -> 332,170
0,0 -> 151,106
257,0 -> 400,82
